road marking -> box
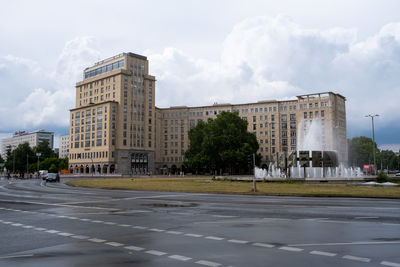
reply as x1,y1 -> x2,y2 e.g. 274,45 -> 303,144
80,218 -> 91,222
11,223 -> 23,226
354,216 -> 379,219
195,260 -> 222,266
34,227 -> 47,231
343,255 -> 371,262
22,225 -> 33,229
46,230 -> 60,234
228,239 -> 248,244
185,233 -> 203,237
124,245 -> 145,251
119,224 -> 131,227
205,236 -> 224,241
88,238 -> 106,243
104,222 -> 116,225
106,242 -> 124,247
168,254 -> 192,261
0,254 -> 34,259
71,235 -> 89,239
381,261 -> 400,267
166,231 -> 183,235
299,218 -> 329,221
289,241 -> 400,246
212,215 -> 237,218
279,246 -> 303,252
310,250 -> 336,257
148,228 -> 165,232
3,221 -> 12,224
318,220 -> 351,224
145,250 -> 167,256
58,232 -> 74,236
252,242 -> 275,248
92,220 -> 104,223
133,226 -> 148,230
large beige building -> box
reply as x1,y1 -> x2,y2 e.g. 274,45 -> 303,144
69,52 -> 346,175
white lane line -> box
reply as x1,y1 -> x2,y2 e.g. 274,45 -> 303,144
105,242 -> 124,247
148,228 -> 165,232
382,223 -> 400,226
11,223 -> 23,226
34,227 -> 47,231
104,222 -> 116,225
310,250 -> 336,257
22,225 -> 33,229
124,245 -> 145,251
354,216 -> 379,219
195,260 -> 221,267
0,254 -> 34,259
185,233 -> 203,237
212,215 -> 237,218
172,212 -> 193,216
228,239 -> 248,244
145,250 -> 167,256
289,240 -> 400,246
318,220 -> 351,224
166,231 -> 183,235
168,254 -> 192,261
279,246 -> 303,252
299,218 -> 329,221
58,232 -> 74,236
91,220 -> 104,223
343,255 -> 371,262
205,236 -> 224,241
119,224 -> 131,227
71,235 -> 89,239
3,221 -> 12,224
252,242 -> 275,248
133,226 -> 148,230
80,218 -> 91,222
46,230 -> 60,234
88,238 -> 106,243
381,261 -> 400,267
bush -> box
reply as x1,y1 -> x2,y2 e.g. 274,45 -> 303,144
376,171 -> 388,183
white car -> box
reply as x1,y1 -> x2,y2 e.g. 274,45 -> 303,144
396,172 -> 400,177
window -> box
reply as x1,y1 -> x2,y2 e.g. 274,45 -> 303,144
304,112 -> 307,119
281,115 -> 287,121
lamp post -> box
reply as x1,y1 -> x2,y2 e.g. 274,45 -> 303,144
365,114 -> 379,172
36,153 -> 41,178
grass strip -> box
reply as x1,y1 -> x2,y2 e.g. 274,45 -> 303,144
66,178 -> 400,198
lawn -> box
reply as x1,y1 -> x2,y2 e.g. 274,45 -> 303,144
66,177 -> 400,198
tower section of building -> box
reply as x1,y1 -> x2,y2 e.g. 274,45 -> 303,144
68,53 -> 156,175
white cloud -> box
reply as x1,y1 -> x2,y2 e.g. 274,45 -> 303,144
149,15 -> 400,138
0,36 -> 100,131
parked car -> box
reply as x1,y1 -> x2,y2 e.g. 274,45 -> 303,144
396,172 -> 400,177
46,173 -> 60,182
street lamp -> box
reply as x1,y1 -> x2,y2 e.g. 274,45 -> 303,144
365,114 -> 379,172
36,153 -> 41,178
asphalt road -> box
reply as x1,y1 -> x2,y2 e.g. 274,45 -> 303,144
0,177 -> 399,267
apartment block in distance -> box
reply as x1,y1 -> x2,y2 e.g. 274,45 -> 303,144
58,134 -> 70,158
155,92 -> 347,173
68,52 -> 346,175
1,130 -> 54,160
68,53 -> 156,174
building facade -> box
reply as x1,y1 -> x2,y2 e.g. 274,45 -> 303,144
155,92 -> 347,173
1,130 -> 54,160
69,53 -> 347,175
68,53 -> 156,174
58,134 -> 70,158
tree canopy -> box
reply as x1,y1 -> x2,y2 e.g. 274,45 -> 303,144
184,111 -> 260,174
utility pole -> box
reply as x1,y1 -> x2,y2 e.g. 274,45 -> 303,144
365,114 -> 379,173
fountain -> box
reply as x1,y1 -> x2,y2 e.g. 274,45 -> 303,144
255,118 -> 363,180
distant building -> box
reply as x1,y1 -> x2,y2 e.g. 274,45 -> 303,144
59,134 -> 70,158
1,130 -> 54,160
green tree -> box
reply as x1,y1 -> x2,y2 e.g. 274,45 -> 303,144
33,140 -> 56,159
0,155 -> 4,164
348,136 -> 378,168
5,143 -> 35,176
185,111 -> 260,174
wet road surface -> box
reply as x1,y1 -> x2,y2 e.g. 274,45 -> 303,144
0,177 -> 399,267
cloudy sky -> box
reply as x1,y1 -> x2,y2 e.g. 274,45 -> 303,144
1,0 -> 400,151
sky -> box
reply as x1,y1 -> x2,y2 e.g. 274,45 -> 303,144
0,0 -> 400,152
